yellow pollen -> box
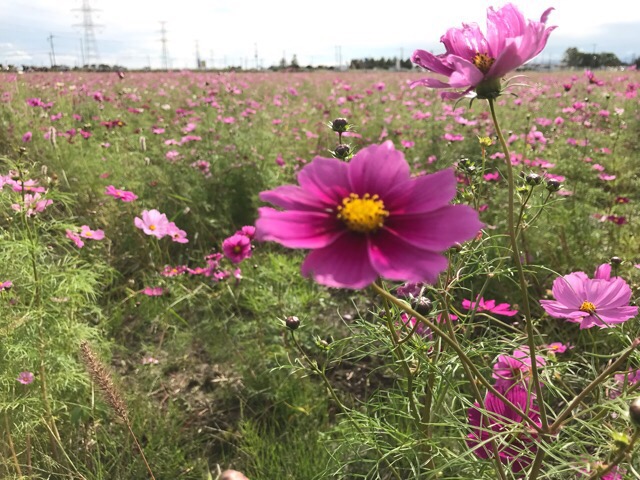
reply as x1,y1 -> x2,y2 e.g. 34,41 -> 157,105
149,224 -> 156,231
85,231 -> 92,236
579,301 -> 596,314
336,193 -> 389,234
233,245 -> 242,253
473,53 -> 495,74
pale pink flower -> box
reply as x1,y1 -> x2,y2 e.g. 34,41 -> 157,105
17,371 -> 35,385
66,229 -> 85,248
80,225 -> 105,240
105,185 -> 138,202
134,209 -> 170,238
167,222 -> 189,243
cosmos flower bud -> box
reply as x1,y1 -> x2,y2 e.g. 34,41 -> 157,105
545,178 -> 562,192
330,118 -> 349,133
285,315 -> 300,330
525,173 -> 543,186
333,143 -> 351,160
411,296 -> 433,315
629,397 -> 640,427
610,256 -> 622,266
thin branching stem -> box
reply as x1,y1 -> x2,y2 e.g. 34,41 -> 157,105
488,97 -> 548,430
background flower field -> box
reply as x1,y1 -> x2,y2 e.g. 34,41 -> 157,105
1,67 -> 639,479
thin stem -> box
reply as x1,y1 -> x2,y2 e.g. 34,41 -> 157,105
377,282 -> 420,423
516,186 -> 535,232
549,339 -> 639,433
488,97 -> 548,430
371,283 -> 543,434
126,422 -> 157,480
527,446 -> 547,480
4,413 -> 22,477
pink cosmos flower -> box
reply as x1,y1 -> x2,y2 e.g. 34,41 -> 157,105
12,193 -> 53,216
462,296 -> 518,316
236,225 -> 256,239
22,131 -> 32,142
105,185 -> 138,202
540,270 -> 638,329
66,229 -> 85,248
141,286 -> 164,296
167,222 -> 189,243
467,386 -> 541,473
492,347 -> 546,390
411,3 -> 556,99
17,371 -> 35,385
0,280 -> 13,291
544,342 -> 570,354
80,225 -> 105,240
222,234 -> 253,264
256,141 -> 483,289
134,209 -> 170,238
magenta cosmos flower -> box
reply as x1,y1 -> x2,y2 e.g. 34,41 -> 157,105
462,296 -> 518,316
467,386 -> 541,472
222,233 -> 253,264
256,141 -> 483,289
411,3 -> 556,99
540,271 -> 638,329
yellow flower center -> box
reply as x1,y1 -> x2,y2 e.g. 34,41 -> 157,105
233,245 -> 242,253
579,301 -> 596,314
85,231 -> 92,237
473,53 -> 495,74
337,193 -> 389,234
149,224 -> 156,231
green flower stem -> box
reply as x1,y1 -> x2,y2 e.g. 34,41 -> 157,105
371,282 -> 543,435
527,445 -> 547,480
516,186 -> 535,233
438,294 -> 508,480
549,339 -> 640,434
586,427 -> 640,480
377,281 -> 420,423
488,97 -> 548,430
289,331 -> 403,480
518,191 -> 552,237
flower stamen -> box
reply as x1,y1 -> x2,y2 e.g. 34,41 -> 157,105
473,52 -> 495,74
579,301 -> 596,314
337,193 -> 389,234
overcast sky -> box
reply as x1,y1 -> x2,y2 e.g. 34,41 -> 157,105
1,0 -> 639,69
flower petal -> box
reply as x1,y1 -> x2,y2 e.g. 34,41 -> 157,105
255,207 -> 341,249
296,157 -> 351,206
300,233 -> 378,289
368,230 -> 448,284
347,141 -> 411,196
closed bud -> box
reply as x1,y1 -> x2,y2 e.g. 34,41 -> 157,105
546,178 -> 562,192
610,256 -> 622,266
630,397 -> 640,427
525,173 -> 543,186
330,118 -> 349,133
285,315 -> 300,330
333,143 -> 351,160
411,296 -> 433,315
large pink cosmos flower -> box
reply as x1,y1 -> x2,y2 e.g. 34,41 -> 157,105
411,3 -> 556,100
256,141 -> 483,289
467,386 -> 541,473
540,271 -> 638,329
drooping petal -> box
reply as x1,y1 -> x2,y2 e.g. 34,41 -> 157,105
410,49 -> 455,76
300,233 -> 378,289
367,230 -> 448,284
255,207 -> 342,249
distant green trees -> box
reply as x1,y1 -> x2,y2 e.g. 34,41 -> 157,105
562,47 -> 624,68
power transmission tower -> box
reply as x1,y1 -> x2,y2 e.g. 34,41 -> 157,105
159,21 -> 169,70
254,43 -> 258,70
72,0 -> 101,67
47,33 -> 57,67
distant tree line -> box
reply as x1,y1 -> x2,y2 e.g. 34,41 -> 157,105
562,47 -> 629,68
349,57 -> 413,70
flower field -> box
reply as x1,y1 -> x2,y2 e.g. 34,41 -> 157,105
1,47 -> 639,479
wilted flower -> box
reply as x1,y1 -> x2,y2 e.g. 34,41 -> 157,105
411,3 -> 556,99
256,141 -> 483,289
